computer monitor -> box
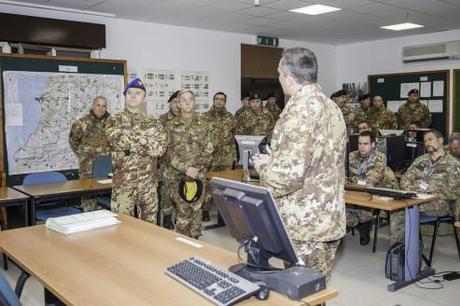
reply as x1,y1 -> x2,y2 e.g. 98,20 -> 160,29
379,129 -> 404,137
210,177 -> 326,299
376,135 -> 405,171
234,135 -> 265,182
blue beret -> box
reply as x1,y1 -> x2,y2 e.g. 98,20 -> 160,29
123,78 -> 146,95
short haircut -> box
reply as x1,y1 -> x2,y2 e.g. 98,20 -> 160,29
93,96 -> 107,105
213,91 -> 227,101
178,89 -> 195,101
358,120 -> 370,126
359,94 -> 370,101
279,47 -> 318,84
448,132 -> 460,144
424,129 -> 443,139
359,130 -> 375,143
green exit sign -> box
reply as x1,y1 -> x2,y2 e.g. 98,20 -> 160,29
257,35 -> 279,47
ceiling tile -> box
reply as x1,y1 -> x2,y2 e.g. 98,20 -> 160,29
235,5 -> 282,17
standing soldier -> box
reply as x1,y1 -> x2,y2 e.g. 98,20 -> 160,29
201,92 -> 236,222
254,48 -> 346,280
368,95 -> 397,131
347,131 -> 404,245
69,96 -> 110,212
164,90 -> 214,239
235,93 -> 250,120
401,130 -> 460,218
354,94 -> 371,129
265,92 -> 282,121
236,93 -> 275,139
331,90 -> 355,134
397,89 -> 431,130
105,78 -> 168,224
158,90 -> 180,229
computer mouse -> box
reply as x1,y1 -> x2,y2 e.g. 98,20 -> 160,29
255,285 -> 270,300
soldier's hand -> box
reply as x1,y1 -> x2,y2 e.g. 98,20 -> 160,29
186,167 -> 200,179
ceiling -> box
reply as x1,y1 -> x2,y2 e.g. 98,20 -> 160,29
6,0 -> 460,45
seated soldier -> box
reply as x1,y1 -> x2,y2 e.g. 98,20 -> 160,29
347,131 -> 404,245
401,130 -> 460,220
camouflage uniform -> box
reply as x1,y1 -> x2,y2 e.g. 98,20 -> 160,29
234,106 -> 247,120
158,110 -> 179,216
202,106 -> 237,212
69,110 -> 110,212
354,106 -> 371,126
164,115 -> 214,238
105,110 -> 168,224
259,83 -> 347,280
401,153 -> 460,218
265,102 -> 282,121
236,108 -> 274,139
337,103 -> 355,135
397,101 -> 431,130
445,144 -> 460,161
368,107 -> 398,131
347,150 -> 404,243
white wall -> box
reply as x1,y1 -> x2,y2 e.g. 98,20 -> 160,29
0,4 -> 337,113
337,29 -> 460,132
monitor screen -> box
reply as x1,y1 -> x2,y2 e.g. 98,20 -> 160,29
210,177 -> 299,267
234,135 -> 265,166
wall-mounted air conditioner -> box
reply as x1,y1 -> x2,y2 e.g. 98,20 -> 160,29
402,41 -> 460,63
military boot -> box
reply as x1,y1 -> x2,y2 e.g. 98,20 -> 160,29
162,215 -> 174,230
358,221 -> 372,246
202,210 -> 210,222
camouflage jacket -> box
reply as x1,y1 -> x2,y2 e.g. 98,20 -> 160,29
397,101 -> 431,130
444,144 -> 460,161
69,110 -> 110,163
400,153 -> 460,212
354,106 -> 371,125
349,150 -> 399,189
105,110 -> 168,187
236,108 -> 275,138
164,115 -> 214,181
338,103 -> 355,134
234,106 -> 247,119
158,109 -> 180,181
259,83 -> 347,242
368,107 -> 397,131
265,103 -> 282,121
202,107 -> 236,167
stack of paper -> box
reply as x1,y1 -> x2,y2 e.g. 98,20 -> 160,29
46,210 -> 121,235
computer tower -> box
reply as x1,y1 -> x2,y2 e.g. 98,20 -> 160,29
376,135 -> 405,171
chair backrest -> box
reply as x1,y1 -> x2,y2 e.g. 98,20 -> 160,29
0,272 -> 21,306
23,171 -> 67,186
92,155 -> 112,178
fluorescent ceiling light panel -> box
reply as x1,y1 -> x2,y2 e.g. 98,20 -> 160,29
0,0 -> 117,18
290,4 -> 341,15
380,23 -> 424,31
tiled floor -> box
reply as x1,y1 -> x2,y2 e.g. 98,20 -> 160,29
2,214 -> 459,306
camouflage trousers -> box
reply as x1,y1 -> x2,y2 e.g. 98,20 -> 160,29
420,199 -> 452,217
111,181 -> 159,224
290,239 -> 341,281
346,206 -> 373,227
79,159 -> 98,212
159,181 -> 174,216
168,179 -> 206,238
389,210 -> 405,245
203,164 -> 233,212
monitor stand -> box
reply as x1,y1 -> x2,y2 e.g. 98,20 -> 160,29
229,238 -> 326,300
242,150 -> 259,182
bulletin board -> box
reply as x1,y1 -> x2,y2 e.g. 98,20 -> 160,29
368,70 -> 449,136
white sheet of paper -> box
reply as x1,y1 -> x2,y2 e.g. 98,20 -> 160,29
5,103 -> 23,126
420,82 -> 431,97
428,100 -> 443,113
97,179 -> 113,184
387,100 -> 401,112
420,76 -> 428,81
377,78 -> 384,83
432,81 -> 444,96
400,82 -> 420,98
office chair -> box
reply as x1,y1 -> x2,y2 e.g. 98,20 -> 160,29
420,214 -> 460,267
92,155 -> 112,210
23,172 -> 82,222
0,271 -> 21,306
